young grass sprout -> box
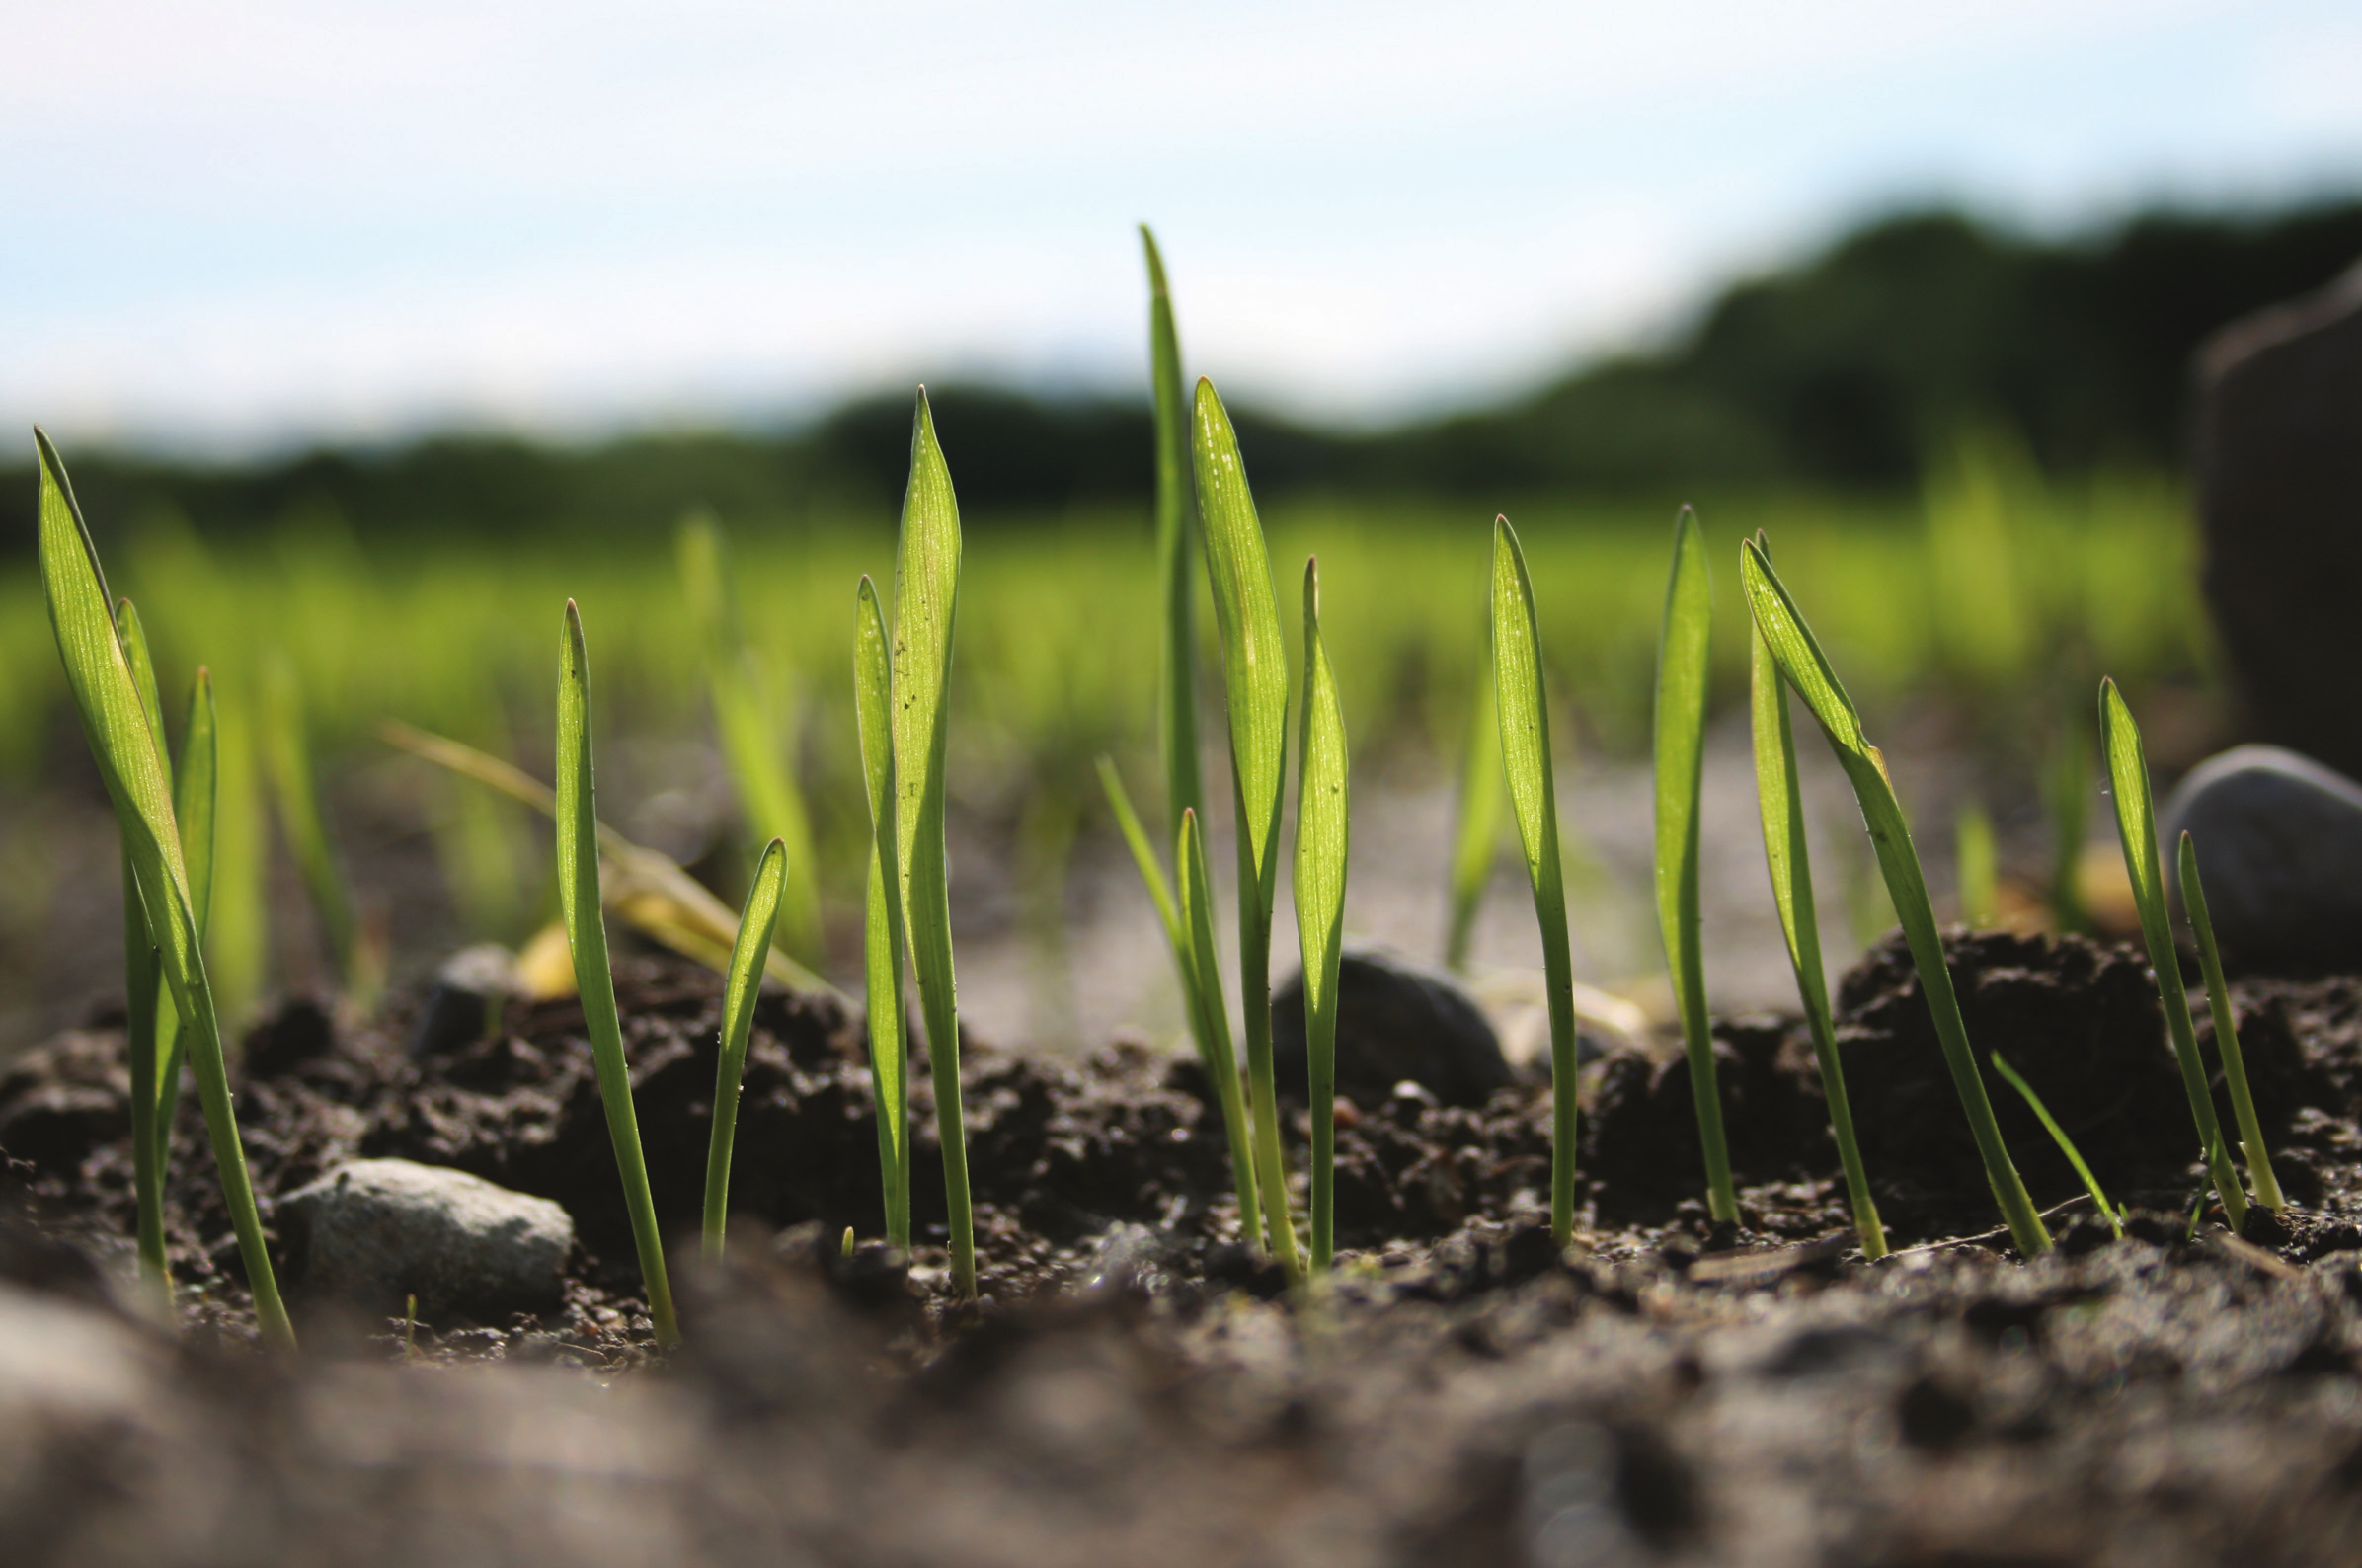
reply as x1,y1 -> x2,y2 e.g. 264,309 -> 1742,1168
1142,226 -> 1205,843
2097,678 -> 2247,1230
1748,533 -> 1885,1258
702,836 -> 787,1262
1491,516 -> 1581,1247
1741,537 -> 2050,1256
2179,829 -> 2284,1211
1294,559 -> 1350,1272
556,599 -> 680,1347
854,577 -> 913,1249
1655,508 -> 1738,1224
1990,1053 -> 2123,1236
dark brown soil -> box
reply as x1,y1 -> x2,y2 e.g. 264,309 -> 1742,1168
8,928 -> 2362,1565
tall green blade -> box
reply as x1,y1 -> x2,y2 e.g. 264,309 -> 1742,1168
1294,559 -> 1350,1272
702,836 -> 787,1260
1179,806 -> 1263,1246
263,654 -> 371,1006
2098,679 -> 2246,1228
115,598 -> 172,1288
1748,535 -> 1884,1258
2179,830 -> 2284,1211
1444,648 -> 1502,973
678,514 -> 823,962
1742,537 -> 2049,1256
891,391 -> 975,1297
1653,508 -> 1736,1223
36,431 -> 292,1346
855,576 -> 911,1248
1191,377 -> 1301,1282
555,600 -> 679,1346
149,667 -> 218,1268
1142,226 -> 1204,844
1491,516 -> 1580,1246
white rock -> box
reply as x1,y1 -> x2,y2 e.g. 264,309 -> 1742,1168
279,1158 -> 574,1323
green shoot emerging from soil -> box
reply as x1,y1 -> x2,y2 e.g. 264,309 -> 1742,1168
1655,507 -> 1737,1224
2097,679 -> 2247,1231
1142,226 -> 1204,845
1444,648 -> 1503,974
855,577 -> 912,1248
1748,534 -> 1885,1258
1491,515 -> 1580,1246
36,431 -> 295,1347
1741,537 -> 2050,1256
2179,829 -> 2284,1212
892,391 -> 976,1296
702,835 -> 788,1261
1295,558 -> 1351,1272
1955,799 -> 1998,927
555,600 -> 680,1346
116,598 -> 172,1288
1193,377 -> 1303,1280
1101,764 -> 1261,1238
1991,1052 -> 2123,1237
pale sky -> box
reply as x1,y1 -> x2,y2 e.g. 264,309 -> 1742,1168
9,0 -> 2361,452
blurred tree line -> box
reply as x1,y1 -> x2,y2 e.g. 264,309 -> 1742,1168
8,199 -> 2360,544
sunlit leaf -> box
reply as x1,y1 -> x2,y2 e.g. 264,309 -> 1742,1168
855,576 -> 910,1248
1142,226 -> 1203,844
1179,806 -> 1261,1245
1294,559 -> 1350,1272
702,835 -> 787,1261
2179,829 -> 2284,1212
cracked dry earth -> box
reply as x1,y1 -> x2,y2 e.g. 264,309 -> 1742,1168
8,928 -> 2362,1566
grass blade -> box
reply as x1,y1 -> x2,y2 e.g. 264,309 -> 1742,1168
2098,678 -> 2246,1231
1294,559 -> 1350,1272
1654,507 -> 1737,1224
677,514 -> 823,962
1444,647 -> 1502,973
702,836 -> 787,1261
1741,536 -> 2049,1256
891,391 -> 975,1297
1191,377 -> 1302,1282
115,599 -> 172,1288
263,654 -> 377,1007
555,600 -> 679,1346
2179,829 -> 2284,1211
1491,516 -> 1580,1246
1955,798 -> 1998,927
1991,1052 -> 2121,1236
855,577 -> 911,1248
147,667 -> 218,1279
1179,806 -> 1263,1246
1142,226 -> 1204,844
1748,535 -> 1885,1258
35,431 -> 293,1346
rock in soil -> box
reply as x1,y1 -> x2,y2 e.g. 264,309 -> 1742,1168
1272,944 -> 1516,1107
278,1157 -> 573,1325
2165,744 -> 2362,976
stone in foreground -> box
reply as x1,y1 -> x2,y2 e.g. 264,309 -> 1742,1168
279,1158 -> 572,1323
2164,744 -> 2362,976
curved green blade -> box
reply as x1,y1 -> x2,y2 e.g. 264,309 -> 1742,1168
1991,1051 -> 2121,1236
1491,515 -> 1579,1246
2179,829 -> 2283,1211
855,575 -> 910,1248
1294,559 -> 1350,1273
890,391 -> 974,1296
1653,507 -> 1735,1223
556,599 -> 679,1346
115,598 -> 172,1289
2098,678 -> 2246,1228
1179,806 -> 1262,1246
148,666 -> 218,1279
36,431 -> 292,1346
1742,536 -> 2048,1256
1142,226 -> 1203,844
702,835 -> 787,1261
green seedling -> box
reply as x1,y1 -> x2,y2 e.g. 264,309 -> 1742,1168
678,514 -> 823,962
2096,678 -> 2247,1230
1142,226 -> 1204,843
1991,1053 -> 2122,1237
841,1225 -> 856,1258
854,577 -> 913,1248
1100,762 -> 1260,1238
1491,516 -> 1580,1247
149,666 -> 217,1266
1444,643 -> 1503,974
1192,377 -> 1303,1282
116,599 -> 172,1287
702,836 -> 787,1262
2179,829 -> 2284,1211
891,392 -> 976,1297
555,600 -> 679,1347
1747,537 -> 1885,1257
36,431 -> 293,1347
264,653 -> 379,1007
1295,559 -> 1350,1272
1741,538 -> 2049,1256
1955,798 -> 1998,927
1654,508 -> 1738,1224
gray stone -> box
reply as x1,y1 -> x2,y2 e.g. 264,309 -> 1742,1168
2164,744 -> 2362,976
2197,260 -> 2362,778
1271,945 -> 1515,1108
279,1158 -> 573,1323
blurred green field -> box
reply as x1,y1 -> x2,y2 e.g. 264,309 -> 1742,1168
0,437 -> 2208,1032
